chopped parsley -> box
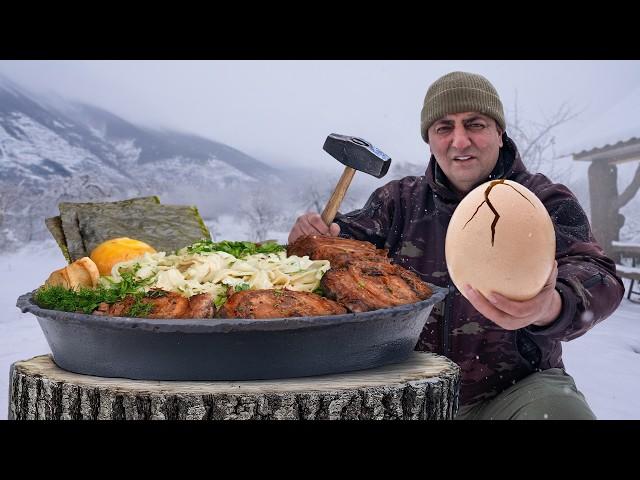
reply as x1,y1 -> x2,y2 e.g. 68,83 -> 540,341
184,240 -> 285,258
146,289 -> 168,298
234,283 -> 251,292
35,264 -> 154,315
213,295 -> 228,309
127,298 -> 155,318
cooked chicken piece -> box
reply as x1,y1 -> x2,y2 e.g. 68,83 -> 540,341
93,302 -> 112,316
93,291 -> 215,319
186,293 -> 216,318
217,289 -> 347,319
287,235 -> 390,268
102,295 -> 138,316
320,260 -> 432,313
146,292 -> 191,318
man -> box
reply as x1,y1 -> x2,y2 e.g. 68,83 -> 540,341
288,71 -> 625,420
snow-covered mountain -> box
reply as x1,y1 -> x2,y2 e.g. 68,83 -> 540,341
0,74 -> 278,195
0,74 -> 288,248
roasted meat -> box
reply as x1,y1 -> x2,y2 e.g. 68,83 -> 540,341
93,291 -> 215,319
320,260 -> 432,313
186,292 -> 216,318
217,289 -> 347,319
287,235 -> 390,268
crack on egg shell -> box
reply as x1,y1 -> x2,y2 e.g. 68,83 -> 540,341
462,179 -> 536,246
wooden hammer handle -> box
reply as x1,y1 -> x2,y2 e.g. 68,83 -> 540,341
321,166 -> 356,226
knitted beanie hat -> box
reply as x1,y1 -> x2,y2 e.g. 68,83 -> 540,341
420,71 -> 506,143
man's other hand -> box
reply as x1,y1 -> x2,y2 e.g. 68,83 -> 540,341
288,212 -> 340,244
462,260 -> 562,330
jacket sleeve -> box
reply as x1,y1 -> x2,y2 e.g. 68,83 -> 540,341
523,177 -> 625,342
333,181 -> 400,249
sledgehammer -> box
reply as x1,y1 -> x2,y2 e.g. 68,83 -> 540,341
321,134 -> 392,225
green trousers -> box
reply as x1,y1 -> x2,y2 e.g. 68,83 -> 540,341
455,368 -> 597,420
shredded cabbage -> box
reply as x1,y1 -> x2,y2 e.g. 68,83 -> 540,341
101,250 -> 330,304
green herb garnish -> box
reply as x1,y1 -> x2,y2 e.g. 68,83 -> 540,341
213,295 -> 228,309
100,264 -> 154,300
127,297 -> 155,318
35,285 -> 106,314
146,289 -> 168,298
35,263 -> 154,315
184,240 -> 285,258
234,283 -> 251,292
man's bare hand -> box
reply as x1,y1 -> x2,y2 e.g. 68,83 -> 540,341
288,212 -> 340,244
462,260 -> 562,330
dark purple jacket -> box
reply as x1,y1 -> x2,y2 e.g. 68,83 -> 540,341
334,134 -> 625,406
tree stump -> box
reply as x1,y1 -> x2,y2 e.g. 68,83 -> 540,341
9,352 -> 460,420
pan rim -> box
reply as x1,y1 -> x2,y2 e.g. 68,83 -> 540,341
16,285 -> 448,333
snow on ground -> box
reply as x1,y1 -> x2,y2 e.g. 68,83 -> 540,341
562,285 -> 640,420
1,234 -> 639,420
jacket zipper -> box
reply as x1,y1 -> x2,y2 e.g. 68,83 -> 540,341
442,283 -> 455,355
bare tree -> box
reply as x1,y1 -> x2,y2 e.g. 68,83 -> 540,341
302,182 -> 329,214
296,172 -> 365,219
612,164 -> 640,214
242,186 -> 284,243
507,93 -> 582,183
621,198 -> 640,242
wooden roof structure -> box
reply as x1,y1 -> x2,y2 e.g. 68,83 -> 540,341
571,135 -> 640,259
572,137 -> 640,164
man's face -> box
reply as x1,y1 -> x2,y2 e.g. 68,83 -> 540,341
427,112 -> 503,195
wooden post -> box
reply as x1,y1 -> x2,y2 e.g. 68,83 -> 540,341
9,352 -> 460,420
588,161 -> 623,259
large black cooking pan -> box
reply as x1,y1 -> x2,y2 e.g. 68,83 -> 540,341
16,285 -> 447,381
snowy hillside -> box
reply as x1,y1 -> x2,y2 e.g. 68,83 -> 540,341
0,75 -> 277,192
0,75 -> 284,250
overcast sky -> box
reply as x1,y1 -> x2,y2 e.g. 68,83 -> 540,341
1,60 -> 639,173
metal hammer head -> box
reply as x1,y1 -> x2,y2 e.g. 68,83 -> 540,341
323,134 -> 392,178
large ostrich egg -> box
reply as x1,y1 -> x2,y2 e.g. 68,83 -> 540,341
445,179 -> 556,301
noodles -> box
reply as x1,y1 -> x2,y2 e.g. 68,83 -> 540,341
103,249 -> 331,301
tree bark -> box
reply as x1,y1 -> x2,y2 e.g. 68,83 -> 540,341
9,352 -> 460,420
589,161 -> 622,259
613,162 -> 640,211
